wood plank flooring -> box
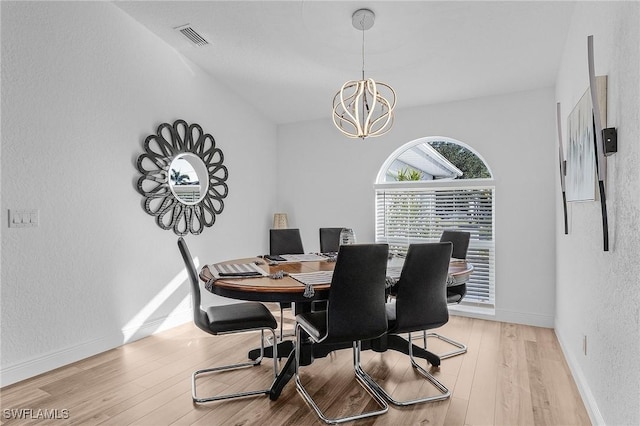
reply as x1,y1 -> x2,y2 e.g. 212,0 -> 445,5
0,306 -> 591,425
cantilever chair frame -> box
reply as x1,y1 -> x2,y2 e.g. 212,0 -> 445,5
359,333 -> 450,406
295,243 -> 389,424
358,242 -> 453,406
295,336 -> 389,424
422,276 -> 468,359
358,333 -> 451,407
177,237 -> 279,404
192,326 -> 278,404
423,328 -> 467,360
419,230 -> 472,359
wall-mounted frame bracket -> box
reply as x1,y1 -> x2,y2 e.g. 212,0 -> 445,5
603,127 -> 617,155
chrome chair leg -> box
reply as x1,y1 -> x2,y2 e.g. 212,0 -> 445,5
192,328 -> 279,404
295,325 -> 388,424
415,331 -> 468,359
357,332 -> 450,406
279,305 -> 285,341
278,303 -> 295,342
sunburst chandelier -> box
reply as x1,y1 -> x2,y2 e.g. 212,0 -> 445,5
332,8 -> 396,139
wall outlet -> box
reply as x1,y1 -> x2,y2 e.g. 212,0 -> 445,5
582,335 -> 588,356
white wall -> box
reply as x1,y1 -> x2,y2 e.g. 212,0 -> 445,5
278,87 -> 557,328
0,1 -> 278,386
554,2 -> 640,425
5,6 -> 637,424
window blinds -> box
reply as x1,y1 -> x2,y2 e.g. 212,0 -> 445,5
375,185 -> 495,306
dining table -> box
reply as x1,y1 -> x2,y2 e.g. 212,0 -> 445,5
199,254 -> 474,400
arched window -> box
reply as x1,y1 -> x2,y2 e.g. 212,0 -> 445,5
375,137 -> 495,307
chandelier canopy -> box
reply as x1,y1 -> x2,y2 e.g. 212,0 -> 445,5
332,9 -> 396,139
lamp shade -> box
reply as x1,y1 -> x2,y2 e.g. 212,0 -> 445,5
272,213 -> 289,229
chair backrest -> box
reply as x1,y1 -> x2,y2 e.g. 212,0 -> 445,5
439,230 -> 471,260
319,227 -> 344,253
177,237 -> 209,331
325,243 -> 389,343
394,242 -> 453,333
269,228 -> 304,255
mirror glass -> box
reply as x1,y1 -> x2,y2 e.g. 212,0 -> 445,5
137,119 -> 228,236
168,153 -> 209,205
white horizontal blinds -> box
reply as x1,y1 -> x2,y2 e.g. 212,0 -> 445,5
375,185 -> 495,306
464,241 -> 494,304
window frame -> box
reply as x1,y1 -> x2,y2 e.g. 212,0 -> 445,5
374,137 -> 495,308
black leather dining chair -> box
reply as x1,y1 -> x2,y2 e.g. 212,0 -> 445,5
295,243 -> 389,424
440,230 -> 470,260
316,227 -> 345,312
319,227 -> 344,254
422,230 -> 472,359
269,228 -> 304,256
358,242 -> 453,406
269,228 -> 305,340
177,237 -> 279,404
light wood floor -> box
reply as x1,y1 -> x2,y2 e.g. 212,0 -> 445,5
0,307 -> 590,425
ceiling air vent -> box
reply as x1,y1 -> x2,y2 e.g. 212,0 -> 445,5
175,24 -> 209,47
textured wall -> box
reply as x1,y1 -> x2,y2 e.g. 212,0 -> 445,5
554,2 -> 640,425
0,1 -> 278,385
277,87 -> 558,328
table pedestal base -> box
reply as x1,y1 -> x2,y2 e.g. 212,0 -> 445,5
248,340 -> 294,361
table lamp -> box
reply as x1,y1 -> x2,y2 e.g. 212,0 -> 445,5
272,213 -> 289,229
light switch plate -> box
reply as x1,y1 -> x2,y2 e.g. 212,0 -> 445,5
8,209 -> 39,228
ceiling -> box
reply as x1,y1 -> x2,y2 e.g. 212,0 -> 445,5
115,1 -> 576,125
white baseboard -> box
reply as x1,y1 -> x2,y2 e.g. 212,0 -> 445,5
120,307 -> 192,344
449,304 -> 495,320
494,308 -> 554,328
449,305 -> 554,328
0,309 -> 191,388
555,326 -> 605,425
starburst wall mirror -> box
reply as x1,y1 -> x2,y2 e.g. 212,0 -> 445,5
136,119 -> 228,236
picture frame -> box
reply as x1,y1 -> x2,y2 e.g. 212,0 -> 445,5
565,75 -> 607,202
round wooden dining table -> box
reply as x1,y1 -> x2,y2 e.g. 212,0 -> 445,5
199,256 -> 473,302
199,257 -> 335,303
199,255 -> 474,400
